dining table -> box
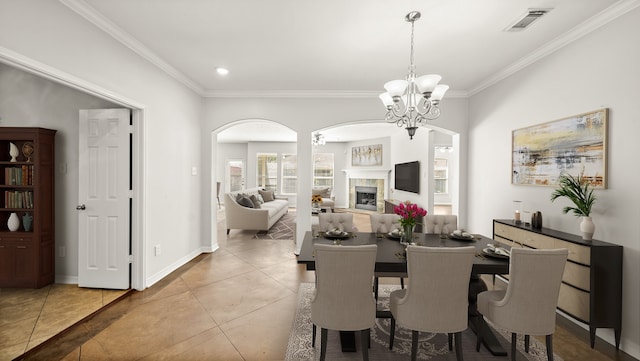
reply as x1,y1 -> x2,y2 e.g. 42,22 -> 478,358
297,230 -> 511,356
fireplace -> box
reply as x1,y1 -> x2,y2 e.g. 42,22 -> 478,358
355,186 -> 378,211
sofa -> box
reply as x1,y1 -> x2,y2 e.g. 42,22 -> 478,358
224,187 -> 289,234
311,186 -> 335,210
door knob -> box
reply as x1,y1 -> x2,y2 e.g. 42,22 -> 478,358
76,204 -> 86,210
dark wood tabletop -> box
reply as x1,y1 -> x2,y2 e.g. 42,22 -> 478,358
297,231 -> 509,275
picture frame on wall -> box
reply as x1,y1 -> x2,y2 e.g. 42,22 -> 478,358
352,144 -> 383,166
512,108 -> 608,188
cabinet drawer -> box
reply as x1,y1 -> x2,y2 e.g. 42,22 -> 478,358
563,261 -> 590,291
0,235 -> 33,243
511,227 -> 556,249
558,283 -> 590,322
494,223 -> 512,239
555,239 -> 590,265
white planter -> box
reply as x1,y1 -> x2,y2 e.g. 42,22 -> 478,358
580,216 -> 595,241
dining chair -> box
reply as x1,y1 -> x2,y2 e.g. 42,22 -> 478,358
423,214 -> 458,234
311,244 -> 377,361
476,247 -> 568,361
369,213 -> 405,299
389,245 -> 476,361
318,213 -> 357,232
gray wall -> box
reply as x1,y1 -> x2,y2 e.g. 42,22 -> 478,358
0,63 -> 119,281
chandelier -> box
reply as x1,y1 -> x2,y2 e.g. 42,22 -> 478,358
312,132 -> 326,146
379,11 -> 449,140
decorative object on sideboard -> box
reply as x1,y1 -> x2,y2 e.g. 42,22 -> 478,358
9,142 -> 19,162
22,213 -> 33,232
531,211 -> 543,229
22,141 -> 35,162
379,11 -> 449,140
550,172 -> 597,240
7,212 -> 20,231
513,200 -> 522,224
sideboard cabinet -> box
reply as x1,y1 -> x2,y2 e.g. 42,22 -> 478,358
493,219 -> 622,349
0,127 -> 56,288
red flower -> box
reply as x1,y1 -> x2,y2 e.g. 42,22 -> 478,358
394,201 -> 427,227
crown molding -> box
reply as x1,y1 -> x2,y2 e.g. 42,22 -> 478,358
59,0 -> 205,96
0,45 -> 145,109
203,89 -> 469,99
468,0 -> 640,96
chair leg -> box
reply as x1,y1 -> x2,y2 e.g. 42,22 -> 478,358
389,316 -> 396,350
511,333 -> 517,361
374,277 -> 379,300
524,334 -> 530,353
312,324 -> 316,347
226,229 -> 230,235
400,277 -> 405,289
454,331 -> 464,361
448,333 -> 453,351
546,334 -> 554,361
361,329 -> 370,361
320,328 -> 328,361
411,330 -> 419,361
475,317 -> 482,352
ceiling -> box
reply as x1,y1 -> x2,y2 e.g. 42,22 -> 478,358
65,0 -> 627,141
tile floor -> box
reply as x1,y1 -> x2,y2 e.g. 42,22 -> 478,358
6,210 -> 625,361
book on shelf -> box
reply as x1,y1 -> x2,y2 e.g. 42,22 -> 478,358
3,190 -> 34,209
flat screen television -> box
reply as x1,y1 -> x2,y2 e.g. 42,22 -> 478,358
394,161 -> 420,194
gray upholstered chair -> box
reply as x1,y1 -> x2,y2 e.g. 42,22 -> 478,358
423,214 -> 458,234
390,245 -> 476,361
311,244 -> 377,361
318,213 -> 357,232
369,213 -> 405,298
476,248 -> 568,361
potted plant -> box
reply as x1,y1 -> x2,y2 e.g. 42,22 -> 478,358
550,173 -> 597,240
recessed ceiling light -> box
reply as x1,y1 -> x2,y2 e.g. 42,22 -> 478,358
216,67 -> 229,75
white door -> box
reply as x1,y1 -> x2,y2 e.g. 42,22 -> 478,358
226,159 -> 245,192
78,109 -> 131,289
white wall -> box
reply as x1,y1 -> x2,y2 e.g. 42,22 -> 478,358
0,63 -> 119,281
203,97 -> 469,251
467,8 -> 640,358
0,0 -> 204,288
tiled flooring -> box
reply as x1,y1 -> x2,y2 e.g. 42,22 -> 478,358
0,284 -> 127,360
5,210 -> 625,360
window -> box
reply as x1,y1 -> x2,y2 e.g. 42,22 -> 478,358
434,158 -> 448,194
313,153 -> 334,188
256,153 -> 278,191
281,154 -> 297,195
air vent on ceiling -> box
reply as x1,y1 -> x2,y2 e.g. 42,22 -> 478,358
505,8 -> 552,32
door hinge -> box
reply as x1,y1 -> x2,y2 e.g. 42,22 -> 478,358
128,254 -> 134,263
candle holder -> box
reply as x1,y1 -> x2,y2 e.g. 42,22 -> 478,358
513,200 -> 522,224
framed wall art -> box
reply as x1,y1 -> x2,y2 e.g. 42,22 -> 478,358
352,144 -> 383,166
512,108 -> 608,188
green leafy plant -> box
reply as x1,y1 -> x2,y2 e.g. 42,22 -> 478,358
550,173 -> 596,217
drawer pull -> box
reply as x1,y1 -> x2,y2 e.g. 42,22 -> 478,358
17,246 -> 27,249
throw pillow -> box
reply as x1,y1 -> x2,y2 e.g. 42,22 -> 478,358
312,187 -> 331,199
249,194 -> 261,209
258,189 -> 275,202
236,194 -> 255,208
256,193 -> 265,204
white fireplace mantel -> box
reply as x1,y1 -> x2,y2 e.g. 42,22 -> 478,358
342,168 -> 391,180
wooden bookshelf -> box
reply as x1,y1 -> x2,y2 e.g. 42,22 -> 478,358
0,127 -> 56,288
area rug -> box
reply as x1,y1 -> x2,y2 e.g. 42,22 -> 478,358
285,283 -> 562,361
254,211 -> 296,240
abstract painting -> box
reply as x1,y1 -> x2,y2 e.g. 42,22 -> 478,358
512,109 -> 608,188
352,144 -> 383,166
